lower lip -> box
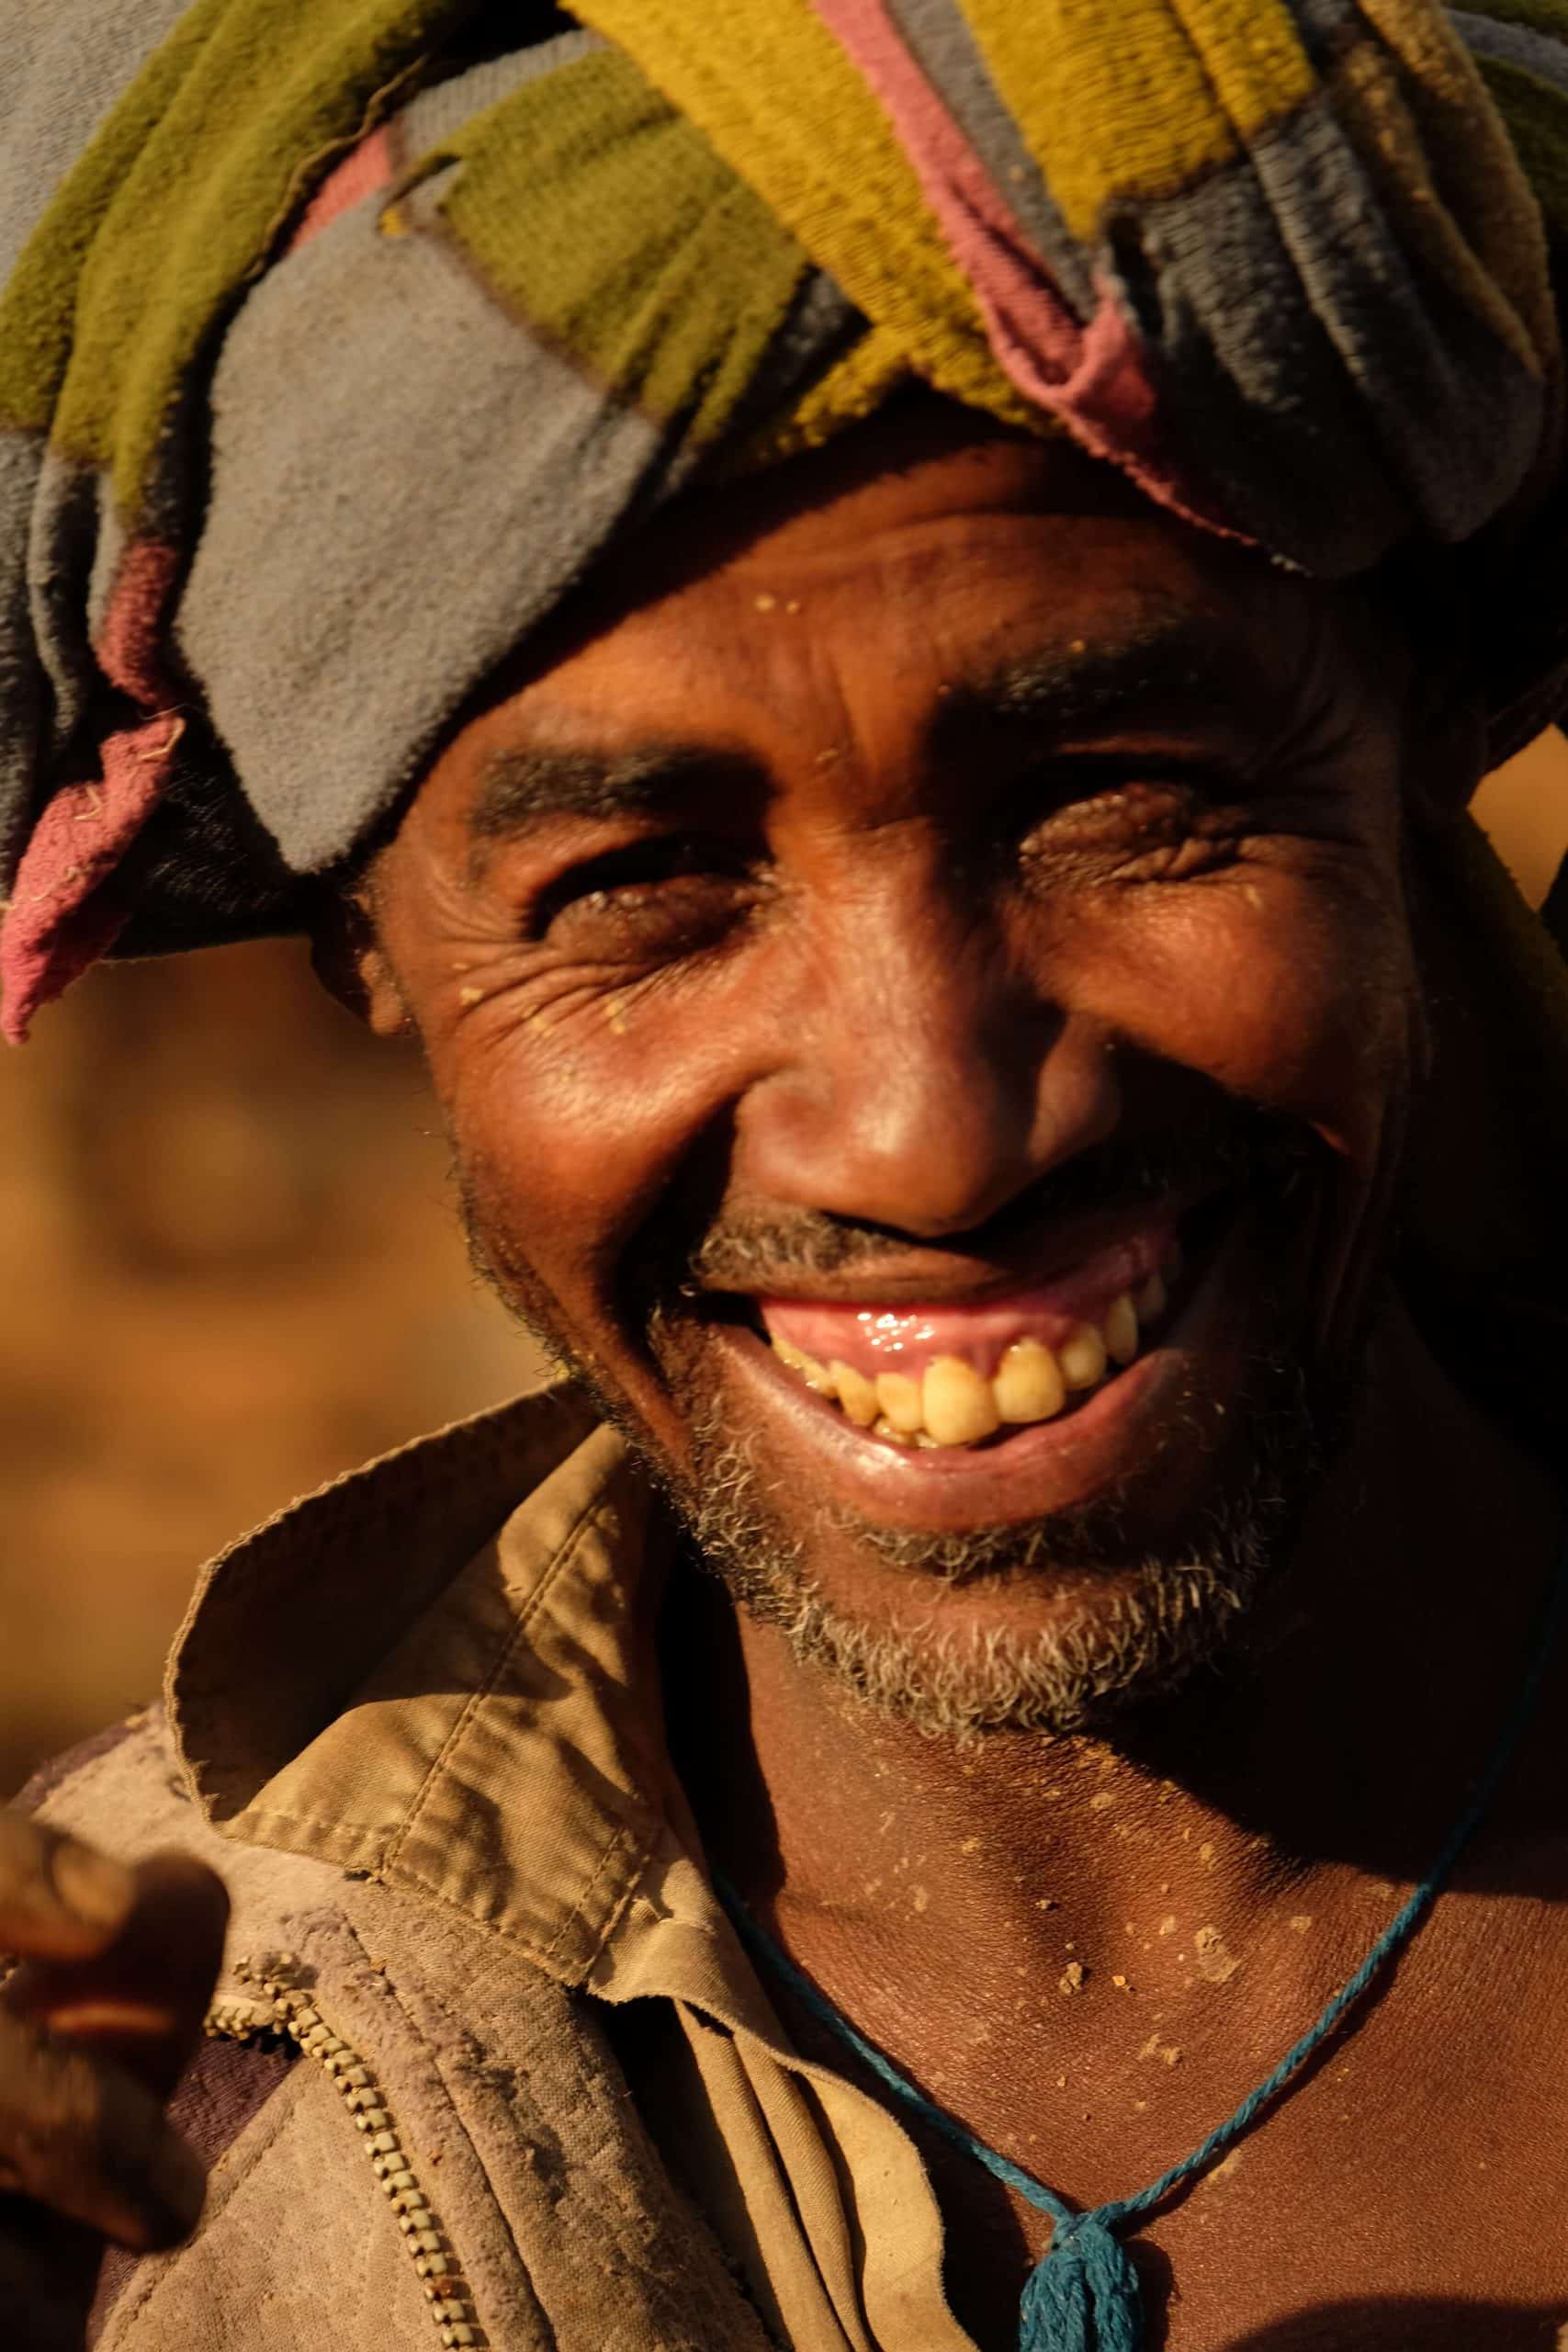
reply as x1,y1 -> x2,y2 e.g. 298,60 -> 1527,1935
705,1211 -> 1257,1532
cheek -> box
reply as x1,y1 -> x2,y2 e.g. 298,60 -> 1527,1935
1062,867 -> 1417,1150
435,988 -> 751,1320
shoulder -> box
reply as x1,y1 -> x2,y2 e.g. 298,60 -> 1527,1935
17,1705 -> 342,1927
19,1709 -> 546,2348
17,1715 -> 463,2344
13,1711 -> 157,1822
17,1705 -> 208,1863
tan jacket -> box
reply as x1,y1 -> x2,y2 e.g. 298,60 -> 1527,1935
32,1382 -> 974,2352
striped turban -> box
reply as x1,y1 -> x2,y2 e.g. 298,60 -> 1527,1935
5,0 -> 1568,1043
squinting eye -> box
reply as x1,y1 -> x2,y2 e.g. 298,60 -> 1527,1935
1012,771 -> 1248,872
987,771 -> 1262,909
1013,760 -> 1243,831
531,837 -> 757,960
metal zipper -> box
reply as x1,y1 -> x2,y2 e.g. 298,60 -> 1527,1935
205,1952 -> 488,2350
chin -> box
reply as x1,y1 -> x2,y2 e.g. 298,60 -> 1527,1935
664,1339 -> 1326,1744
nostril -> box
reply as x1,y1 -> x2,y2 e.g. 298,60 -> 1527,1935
738,1001 -> 1111,1246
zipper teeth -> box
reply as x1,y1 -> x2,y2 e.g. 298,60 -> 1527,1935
206,1954 -> 489,2351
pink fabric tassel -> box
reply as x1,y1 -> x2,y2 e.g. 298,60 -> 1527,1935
0,714 -> 186,1042
1,541 -> 185,1041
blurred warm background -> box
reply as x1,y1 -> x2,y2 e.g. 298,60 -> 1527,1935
0,942 -> 543,1793
1,739 -> 1566,1793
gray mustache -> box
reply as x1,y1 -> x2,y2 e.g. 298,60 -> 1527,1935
679,1110 -> 1312,1295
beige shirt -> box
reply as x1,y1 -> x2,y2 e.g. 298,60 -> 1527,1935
165,1381 -> 979,2352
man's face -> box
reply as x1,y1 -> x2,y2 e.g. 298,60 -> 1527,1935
361,410 -> 1425,1735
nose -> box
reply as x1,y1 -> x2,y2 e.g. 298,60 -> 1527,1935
735,878 -> 1122,1239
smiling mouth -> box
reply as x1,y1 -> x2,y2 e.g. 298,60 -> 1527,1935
752,1227 -> 1190,1453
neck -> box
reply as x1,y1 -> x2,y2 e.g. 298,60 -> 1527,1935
670,1294 -> 1562,2160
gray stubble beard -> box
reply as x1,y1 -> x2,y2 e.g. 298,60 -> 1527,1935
457,1166 -> 1336,1746
663,1345 -> 1327,1746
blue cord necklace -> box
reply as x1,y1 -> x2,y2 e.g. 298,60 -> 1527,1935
713,1529 -> 1568,2352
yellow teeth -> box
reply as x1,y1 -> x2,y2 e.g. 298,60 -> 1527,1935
768,1248 -> 1181,1448
921,1356 -> 1001,1446
1058,1322 -> 1107,1389
992,1338 -> 1066,1424
829,1360 -> 880,1427
870,1416 -> 942,1449
774,1334 -> 839,1397
1101,1293 -> 1139,1366
874,1371 -> 925,1432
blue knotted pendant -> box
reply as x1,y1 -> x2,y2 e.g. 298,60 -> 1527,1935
1018,2210 -> 1144,2352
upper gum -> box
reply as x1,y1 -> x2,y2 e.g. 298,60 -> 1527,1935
761,1254 -> 1166,1387
784,1317 -> 1112,1388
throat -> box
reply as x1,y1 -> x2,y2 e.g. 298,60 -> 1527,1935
666,1545 -> 1324,2058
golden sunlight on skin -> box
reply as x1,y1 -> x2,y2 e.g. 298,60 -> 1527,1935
356,417 -> 1568,2348
0,713 -> 1559,1792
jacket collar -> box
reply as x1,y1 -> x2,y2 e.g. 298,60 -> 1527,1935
165,1379 -> 681,1984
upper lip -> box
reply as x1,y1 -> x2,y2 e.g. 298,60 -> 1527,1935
702,1189 -> 1214,1312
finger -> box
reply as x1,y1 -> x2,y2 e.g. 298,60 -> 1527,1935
0,1818 -> 134,1962
0,2007 -> 205,2252
7,1853 -> 230,2103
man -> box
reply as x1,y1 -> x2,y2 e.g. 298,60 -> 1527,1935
3,3 -> 1568,2347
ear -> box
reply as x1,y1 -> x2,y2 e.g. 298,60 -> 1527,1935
308,884 -> 413,1038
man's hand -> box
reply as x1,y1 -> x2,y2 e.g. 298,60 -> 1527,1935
0,1813 -> 228,2351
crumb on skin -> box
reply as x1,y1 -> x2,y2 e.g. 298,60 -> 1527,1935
1193,1925 -> 1241,1984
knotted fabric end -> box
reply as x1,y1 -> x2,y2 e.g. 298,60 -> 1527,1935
1018,2209 -> 1144,2352
0,713 -> 184,1042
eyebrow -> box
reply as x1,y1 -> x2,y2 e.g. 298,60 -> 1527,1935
467,611 -> 1270,862
931,613 -> 1275,753
467,741 -> 764,874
